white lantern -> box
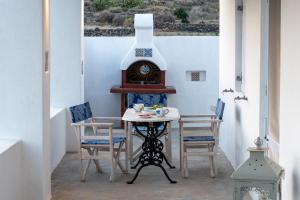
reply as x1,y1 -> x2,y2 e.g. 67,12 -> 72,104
231,137 -> 284,200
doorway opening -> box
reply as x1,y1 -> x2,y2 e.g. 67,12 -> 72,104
261,0 -> 281,162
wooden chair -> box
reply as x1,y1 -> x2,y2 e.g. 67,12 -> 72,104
127,93 -> 172,165
179,99 -> 225,178
69,102 -> 127,182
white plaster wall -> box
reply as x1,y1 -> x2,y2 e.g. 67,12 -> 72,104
50,0 -> 83,152
280,0 -> 300,199
0,0 -> 51,199
84,36 -> 219,122
219,0 -> 262,169
219,0 -> 238,167
0,140 -> 22,200
50,108 -> 66,172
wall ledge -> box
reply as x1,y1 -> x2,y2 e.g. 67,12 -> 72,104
50,107 -> 65,119
0,139 -> 21,155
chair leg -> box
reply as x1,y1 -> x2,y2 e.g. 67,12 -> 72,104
87,148 -> 102,173
79,146 -> 84,182
124,140 -> 128,173
132,146 -> 143,163
80,158 -> 84,182
181,161 -> 185,178
184,151 -> 189,178
165,134 -> 172,164
213,145 -> 218,176
93,158 -> 102,173
209,156 -> 216,178
124,122 -> 129,173
129,132 -> 133,165
180,136 -> 184,173
118,159 -> 125,172
81,159 -> 92,182
179,122 -> 183,171
181,146 -> 188,178
110,141 -> 127,181
116,141 -> 127,173
164,123 -> 172,164
110,159 -> 115,182
130,133 -> 145,164
179,142 -> 182,171
110,141 -> 116,182
209,145 -> 216,178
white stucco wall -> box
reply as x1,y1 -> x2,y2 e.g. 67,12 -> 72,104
0,140 -> 22,200
0,1 -> 51,199
219,0 -> 262,170
219,0 -> 237,167
50,108 -> 66,172
50,0 -> 83,152
84,36 -> 219,121
280,0 -> 300,199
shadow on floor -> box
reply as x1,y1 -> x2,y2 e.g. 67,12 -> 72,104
51,130 -> 239,200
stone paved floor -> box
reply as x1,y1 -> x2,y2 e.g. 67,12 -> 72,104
51,130 -> 245,200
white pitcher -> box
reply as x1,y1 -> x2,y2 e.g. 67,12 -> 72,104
155,107 -> 169,117
133,104 -> 144,112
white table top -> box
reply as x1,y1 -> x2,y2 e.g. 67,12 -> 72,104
122,107 -> 180,122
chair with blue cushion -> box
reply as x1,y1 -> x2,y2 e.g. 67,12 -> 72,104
127,93 -> 172,165
69,102 -> 127,182
179,98 -> 225,178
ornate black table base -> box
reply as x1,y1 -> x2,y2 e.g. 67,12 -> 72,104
127,122 -> 177,184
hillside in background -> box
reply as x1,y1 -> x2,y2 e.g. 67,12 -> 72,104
84,0 -> 219,36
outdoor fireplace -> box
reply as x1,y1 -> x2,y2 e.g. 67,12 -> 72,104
123,60 -> 164,88
110,14 -> 176,116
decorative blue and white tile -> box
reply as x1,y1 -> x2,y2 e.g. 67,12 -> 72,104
135,48 -> 153,57
144,48 -> 152,57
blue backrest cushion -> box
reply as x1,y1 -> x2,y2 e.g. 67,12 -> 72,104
215,98 -> 221,116
127,93 -> 167,108
69,102 -> 93,123
215,99 -> 225,120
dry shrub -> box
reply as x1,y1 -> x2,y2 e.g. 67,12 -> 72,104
112,14 -> 126,26
189,5 -> 218,24
154,12 -> 176,24
96,10 -> 114,23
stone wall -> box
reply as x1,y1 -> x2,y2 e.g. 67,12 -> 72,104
85,23 -> 219,36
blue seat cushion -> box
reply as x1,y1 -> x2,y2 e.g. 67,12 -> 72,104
134,125 -> 165,132
81,136 -> 126,145
183,136 -> 215,142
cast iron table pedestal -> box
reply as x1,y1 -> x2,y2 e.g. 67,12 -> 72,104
127,122 -> 177,184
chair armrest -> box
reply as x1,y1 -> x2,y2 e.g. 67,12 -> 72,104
71,122 -> 114,128
180,114 -> 216,118
179,119 -> 222,124
92,117 -> 122,121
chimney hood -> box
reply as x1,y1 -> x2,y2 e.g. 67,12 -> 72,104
120,14 -> 167,70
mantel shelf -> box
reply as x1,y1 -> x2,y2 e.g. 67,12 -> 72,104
110,86 -> 176,94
